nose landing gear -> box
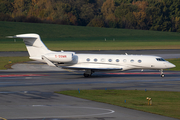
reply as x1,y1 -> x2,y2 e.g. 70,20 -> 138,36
160,69 -> 164,77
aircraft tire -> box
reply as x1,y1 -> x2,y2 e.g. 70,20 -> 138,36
84,73 -> 91,77
161,74 -> 165,78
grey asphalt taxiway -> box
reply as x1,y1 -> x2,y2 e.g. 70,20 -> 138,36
0,50 -> 180,120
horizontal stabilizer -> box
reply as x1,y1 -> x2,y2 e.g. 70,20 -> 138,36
6,36 -> 36,39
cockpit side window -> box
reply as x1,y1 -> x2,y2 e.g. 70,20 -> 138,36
156,58 -> 166,61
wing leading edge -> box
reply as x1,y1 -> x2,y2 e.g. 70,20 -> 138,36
61,63 -> 123,71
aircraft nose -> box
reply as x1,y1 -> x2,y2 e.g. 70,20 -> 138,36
167,63 -> 176,68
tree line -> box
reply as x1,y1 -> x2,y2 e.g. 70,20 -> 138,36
1,0 -> 180,32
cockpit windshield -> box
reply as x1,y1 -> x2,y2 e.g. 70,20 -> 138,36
156,58 -> 166,61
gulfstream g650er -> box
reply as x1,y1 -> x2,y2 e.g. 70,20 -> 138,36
8,33 -> 175,77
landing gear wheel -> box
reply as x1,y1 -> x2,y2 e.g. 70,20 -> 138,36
161,74 -> 165,78
84,69 -> 93,77
84,73 -> 90,77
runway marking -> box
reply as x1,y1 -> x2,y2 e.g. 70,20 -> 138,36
0,74 -> 48,77
0,117 -> 7,120
1,105 -> 115,119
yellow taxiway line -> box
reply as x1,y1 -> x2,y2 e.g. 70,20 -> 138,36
0,117 -> 7,120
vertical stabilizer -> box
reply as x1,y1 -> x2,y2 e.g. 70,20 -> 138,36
8,33 -> 50,58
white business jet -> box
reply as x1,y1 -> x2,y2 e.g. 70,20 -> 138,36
8,33 -> 175,77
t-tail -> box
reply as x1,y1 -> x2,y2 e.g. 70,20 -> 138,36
7,33 -> 75,67
7,33 -> 51,61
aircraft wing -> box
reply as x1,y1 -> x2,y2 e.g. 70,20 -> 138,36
61,63 -> 123,71
62,66 -> 122,71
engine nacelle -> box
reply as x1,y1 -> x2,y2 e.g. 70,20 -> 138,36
43,52 -> 74,62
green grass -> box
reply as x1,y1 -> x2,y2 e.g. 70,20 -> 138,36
1,40 -> 180,51
0,56 -> 30,69
56,90 -> 180,119
44,41 -> 180,50
1,21 -> 180,40
0,21 -> 180,51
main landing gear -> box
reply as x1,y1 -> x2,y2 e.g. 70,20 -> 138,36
160,69 -> 164,78
84,70 -> 93,77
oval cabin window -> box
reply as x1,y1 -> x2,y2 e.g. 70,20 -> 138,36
101,58 -> 105,62
130,59 -> 134,63
94,58 -> 98,62
123,59 -> 127,63
138,60 -> 142,63
86,58 -> 90,62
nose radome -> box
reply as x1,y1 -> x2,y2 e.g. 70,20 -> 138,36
168,63 -> 176,68
172,64 -> 176,68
